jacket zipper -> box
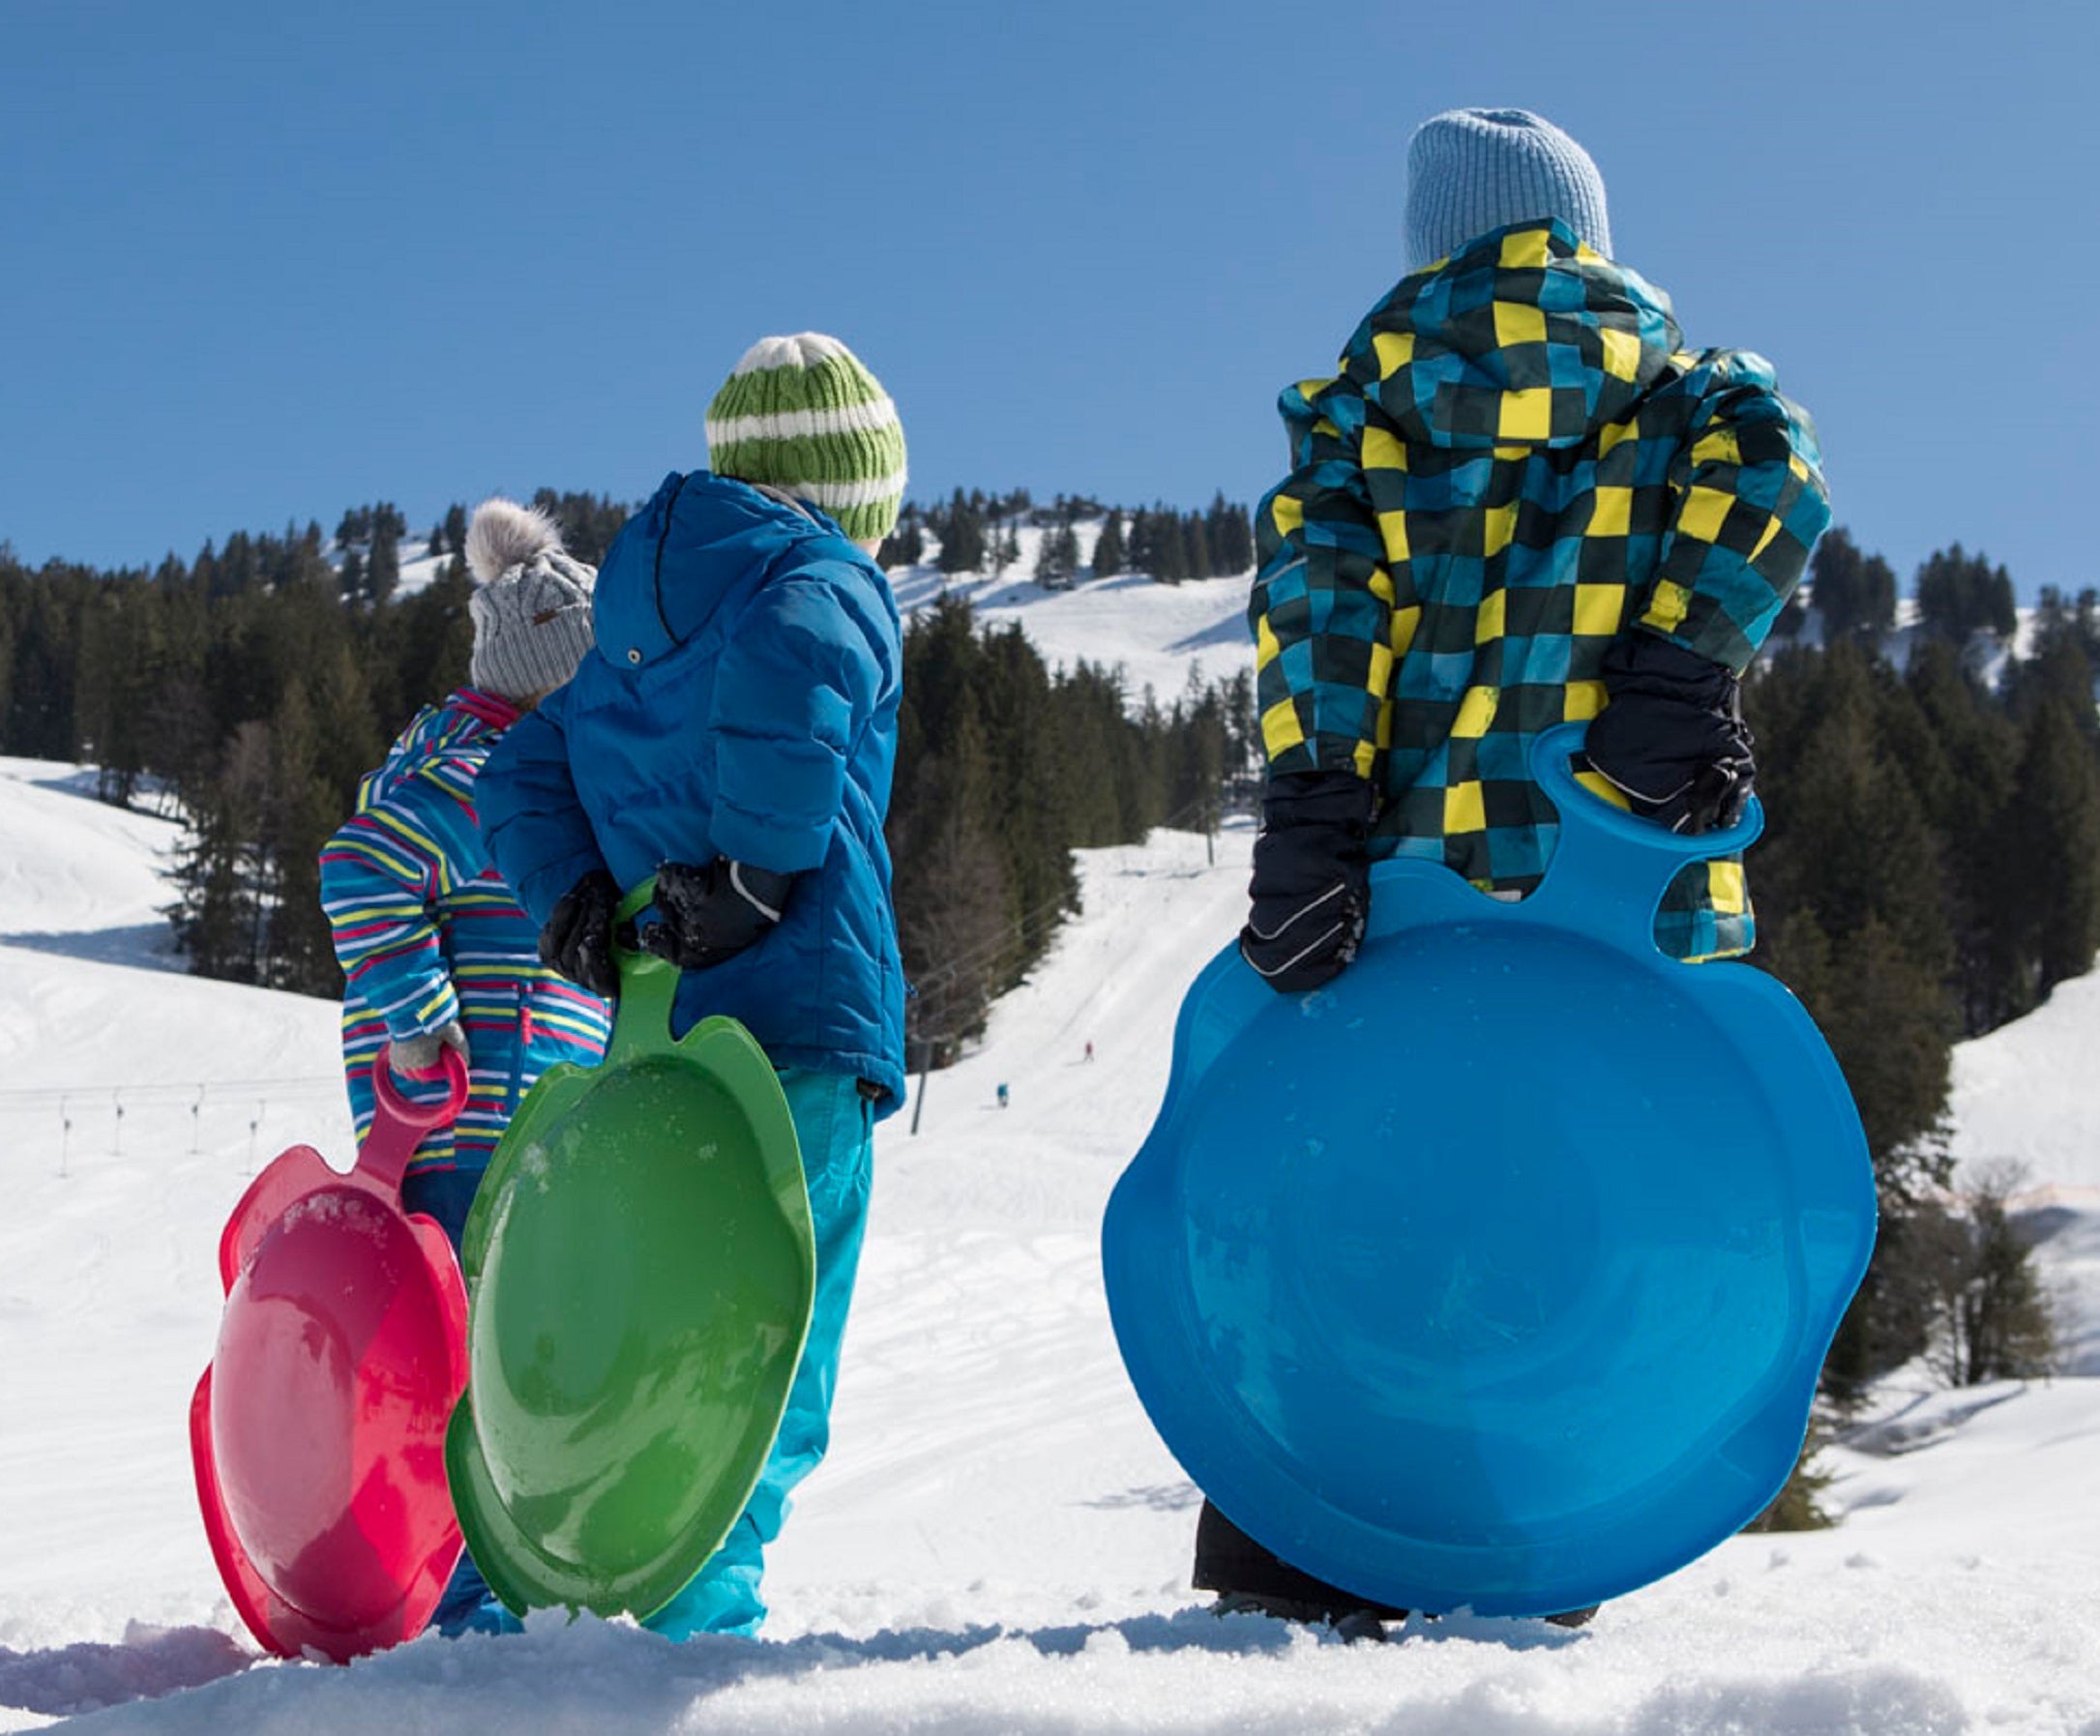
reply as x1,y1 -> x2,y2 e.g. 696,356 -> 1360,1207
509,989 -> 531,1115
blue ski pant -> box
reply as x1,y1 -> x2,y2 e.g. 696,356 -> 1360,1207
643,1066 -> 876,1639
399,1159 -> 519,1636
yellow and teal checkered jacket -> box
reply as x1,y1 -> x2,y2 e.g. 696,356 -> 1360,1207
1251,221 -> 1829,961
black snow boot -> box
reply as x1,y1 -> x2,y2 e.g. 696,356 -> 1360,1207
1194,1500 -> 1601,1634
1194,1500 -> 1408,1636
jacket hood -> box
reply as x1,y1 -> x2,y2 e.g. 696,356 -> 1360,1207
592,471 -> 860,671
358,689 -> 517,810
1340,220 -> 1682,453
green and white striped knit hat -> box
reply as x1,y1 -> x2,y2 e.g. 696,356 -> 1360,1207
705,333 -> 907,544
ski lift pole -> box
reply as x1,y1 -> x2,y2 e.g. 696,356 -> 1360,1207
904,982 -> 931,1136
909,1033 -> 932,1136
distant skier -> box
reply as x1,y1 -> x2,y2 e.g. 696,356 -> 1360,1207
997,1081 -> 1011,1108
1084,1040 -> 1094,1063
1208,107 -> 1830,1632
479,333 -> 906,1639
320,496 -> 611,1635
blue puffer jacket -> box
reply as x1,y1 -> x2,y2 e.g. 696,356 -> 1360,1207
479,473 -> 907,1112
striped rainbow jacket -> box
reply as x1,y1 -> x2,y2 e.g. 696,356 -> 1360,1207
319,688 -> 610,1177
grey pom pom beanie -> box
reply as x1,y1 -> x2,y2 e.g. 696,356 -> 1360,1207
464,498 -> 597,703
1403,107 -> 1612,272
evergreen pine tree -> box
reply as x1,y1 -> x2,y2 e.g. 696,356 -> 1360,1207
1204,491 -> 1254,575
170,721 -> 276,983
1905,639 -> 2026,1032
1091,511 -> 1125,578
220,531 -> 260,596
889,683 -> 1012,1060
1126,508 -> 1157,576
877,516 -> 925,571
1034,519 -> 1079,589
1741,1424 -> 1838,1531
1152,510 -> 1188,583
1916,544 -> 2019,643
335,507 -> 371,551
367,518 -> 401,605
1182,510 -> 1211,581
1808,526 -> 1896,643
2006,692 -> 2100,994
1748,641 -> 1964,1400
1934,1164 -> 2056,1386
937,489 -> 987,574
260,677 -> 344,994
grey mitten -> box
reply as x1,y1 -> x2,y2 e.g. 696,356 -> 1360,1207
391,1019 -> 468,1078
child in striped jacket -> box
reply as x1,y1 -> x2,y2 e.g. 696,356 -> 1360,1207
319,498 -> 612,1633
322,498 -> 612,1246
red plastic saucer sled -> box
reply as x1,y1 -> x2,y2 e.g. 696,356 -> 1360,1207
191,1046 -> 471,1662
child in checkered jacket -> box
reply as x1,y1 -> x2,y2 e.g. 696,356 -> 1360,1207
1209,107 -> 1830,1627
1236,106 -> 1828,995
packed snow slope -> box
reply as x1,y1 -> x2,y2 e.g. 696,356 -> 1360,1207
2,563 -> 2098,1734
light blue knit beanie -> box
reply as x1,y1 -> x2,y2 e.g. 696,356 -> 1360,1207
1403,107 -> 1612,272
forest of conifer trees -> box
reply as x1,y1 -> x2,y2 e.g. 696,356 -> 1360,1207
3,501 -> 2096,1427
0,487 -> 1257,1050
1744,542 -> 2100,1410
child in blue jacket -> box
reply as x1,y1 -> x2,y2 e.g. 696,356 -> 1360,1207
478,333 -> 907,1638
320,497 -> 612,1633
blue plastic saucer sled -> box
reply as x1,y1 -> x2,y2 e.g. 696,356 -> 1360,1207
446,880 -> 814,1623
1103,722 -> 1876,1619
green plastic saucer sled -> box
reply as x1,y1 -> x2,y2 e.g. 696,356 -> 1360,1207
445,880 -> 813,1622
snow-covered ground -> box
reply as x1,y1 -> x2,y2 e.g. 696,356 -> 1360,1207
1946,974 -> 2100,1380
4,634 -> 2100,1728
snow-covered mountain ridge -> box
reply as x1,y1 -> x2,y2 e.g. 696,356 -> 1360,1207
397,512 -> 1256,718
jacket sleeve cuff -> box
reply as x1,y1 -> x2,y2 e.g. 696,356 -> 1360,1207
516,846 -> 616,930
375,978 -> 462,1042
1601,630 -> 1738,710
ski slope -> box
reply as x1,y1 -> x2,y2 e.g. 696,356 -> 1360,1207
3,731 -> 2099,1730
884,533 -> 1252,711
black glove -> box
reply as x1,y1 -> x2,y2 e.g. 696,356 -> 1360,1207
639,858 -> 795,971
1238,771 -> 1376,993
1583,634 -> 1755,836
539,868 -> 621,997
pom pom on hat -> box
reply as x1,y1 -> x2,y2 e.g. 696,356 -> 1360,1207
464,497 -> 563,585
1404,107 -> 1612,272
705,333 -> 907,544
464,498 -> 597,703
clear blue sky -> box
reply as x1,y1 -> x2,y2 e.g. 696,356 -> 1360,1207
4,1 -> 2095,598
